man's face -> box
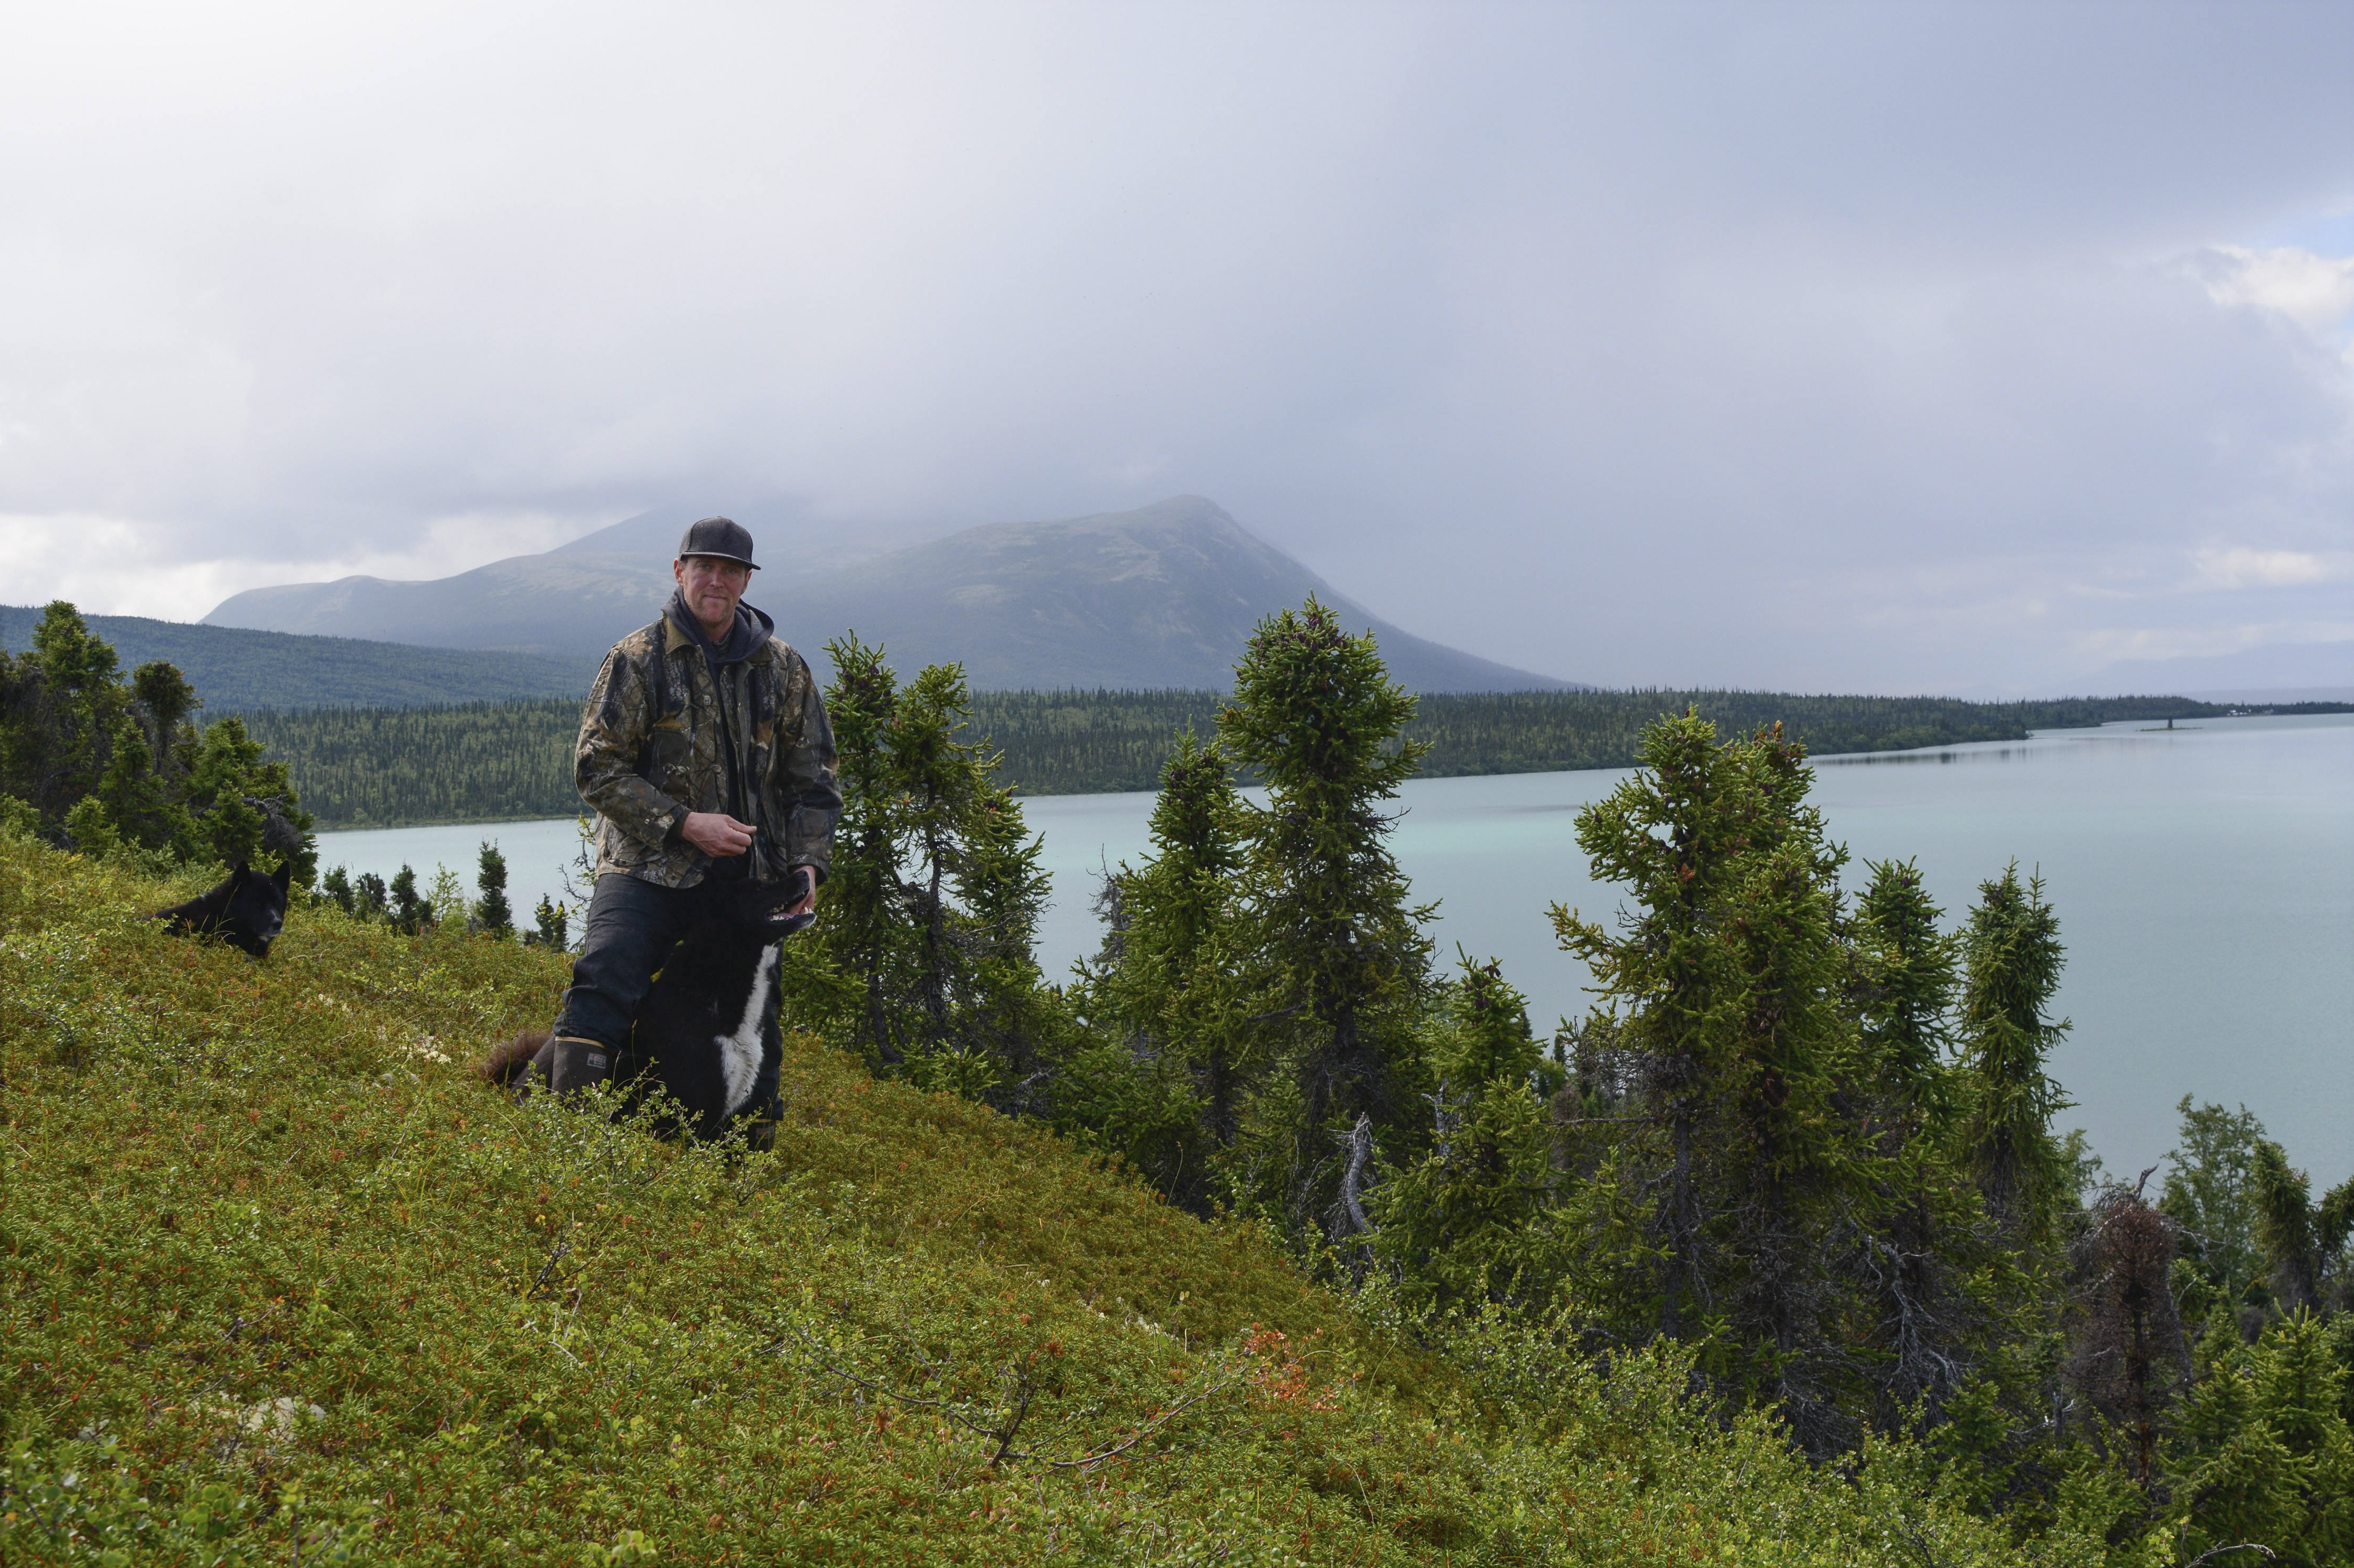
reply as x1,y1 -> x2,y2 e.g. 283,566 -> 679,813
675,554 -> 752,635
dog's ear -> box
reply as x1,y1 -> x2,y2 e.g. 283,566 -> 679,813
270,862 -> 292,893
230,861 -> 251,884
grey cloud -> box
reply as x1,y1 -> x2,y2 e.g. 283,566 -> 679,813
0,0 -> 2348,692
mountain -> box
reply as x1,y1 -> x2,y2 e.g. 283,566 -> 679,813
194,506 -> 806,658
205,497 -> 1576,692
198,538 -> 677,660
0,606 -> 591,712
778,498 -> 1571,690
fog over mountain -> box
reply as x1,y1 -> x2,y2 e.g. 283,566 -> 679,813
3,3 -> 2350,694
204,498 -> 1573,692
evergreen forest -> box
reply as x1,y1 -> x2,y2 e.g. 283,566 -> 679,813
4,595 -> 2351,1565
229,684 -> 2336,829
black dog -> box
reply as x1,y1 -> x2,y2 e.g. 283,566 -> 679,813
478,878 -> 811,1145
156,862 -> 293,958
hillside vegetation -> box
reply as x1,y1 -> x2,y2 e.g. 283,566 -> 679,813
12,598 -> 2351,1566
239,687 -> 2299,828
0,840 -> 2049,1565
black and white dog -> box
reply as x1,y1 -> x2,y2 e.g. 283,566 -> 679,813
478,877 -> 811,1145
156,861 -> 293,958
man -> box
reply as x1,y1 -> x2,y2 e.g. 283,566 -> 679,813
543,516 -> 841,1112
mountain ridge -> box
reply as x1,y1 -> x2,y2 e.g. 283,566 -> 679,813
0,605 -> 592,712
203,496 -> 1577,692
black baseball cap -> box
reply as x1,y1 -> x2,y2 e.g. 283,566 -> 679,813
677,516 -> 759,570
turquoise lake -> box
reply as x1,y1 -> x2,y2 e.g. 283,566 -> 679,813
318,712 -> 2353,1184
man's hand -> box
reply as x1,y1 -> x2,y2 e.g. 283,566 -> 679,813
679,811 -> 754,857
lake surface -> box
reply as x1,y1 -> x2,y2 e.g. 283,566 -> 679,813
318,712 -> 2353,1183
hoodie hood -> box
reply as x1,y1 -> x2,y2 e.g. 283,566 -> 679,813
665,589 -> 774,666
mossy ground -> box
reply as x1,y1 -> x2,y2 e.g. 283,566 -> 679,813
1,842 -> 2076,1565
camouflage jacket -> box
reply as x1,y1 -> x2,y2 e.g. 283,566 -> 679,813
575,608 -> 840,889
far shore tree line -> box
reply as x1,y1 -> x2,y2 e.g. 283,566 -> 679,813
225,677 -> 2333,830
8,594 -> 2352,1562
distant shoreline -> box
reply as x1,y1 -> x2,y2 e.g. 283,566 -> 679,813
289,694 -> 2352,831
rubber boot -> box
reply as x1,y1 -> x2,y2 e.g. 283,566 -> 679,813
546,1036 -> 614,1100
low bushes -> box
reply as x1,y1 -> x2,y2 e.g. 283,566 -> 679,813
1,840 -> 2070,1564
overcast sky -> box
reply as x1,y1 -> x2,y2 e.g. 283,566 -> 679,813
2,1 -> 2348,691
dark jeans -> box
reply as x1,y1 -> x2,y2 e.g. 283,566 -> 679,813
553,872 -> 739,1050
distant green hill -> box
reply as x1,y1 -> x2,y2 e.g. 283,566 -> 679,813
248,687 -> 2314,828
0,605 -> 593,712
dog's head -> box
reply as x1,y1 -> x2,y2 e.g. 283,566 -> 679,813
726,870 -> 816,940
221,861 -> 293,957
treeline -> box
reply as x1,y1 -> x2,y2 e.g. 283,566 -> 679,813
245,685 -> 2338,828
1,602 -> 317,879
1401,688 -> 2308,774
239,699 -> 581,827
984,687 -> 2294,790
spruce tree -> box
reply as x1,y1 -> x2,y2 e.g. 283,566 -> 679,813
2160,1098 -> 2269,1327
172,716 -> 316,881
128,660 -> 199,772
1369,955 -> 1560,1311
5,602 -> 128,819
474,841 -> 513,936
1555,713 -> 1894,1451
811,632 -> 916,1069
954,777 -> 1056,1092
1846,857 -> 1997,1430
2164,1312 -> 2354,1563
1852,857 -> 1956,1117
892,662 -> 993,1075
63,795 -> 121,856
801,634 -> 1061,1105
389,865 -> 432,935
91,714 -> 186,853
353,872 -> 390,922
1553,717 -> 1853,1320
1217,598 -> 1432,1247
1091,731 -> 1245,1133
1059,730 -> 1239,1209
2249,1141 -> 2353,1318
1955,863 -> 2071,1239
